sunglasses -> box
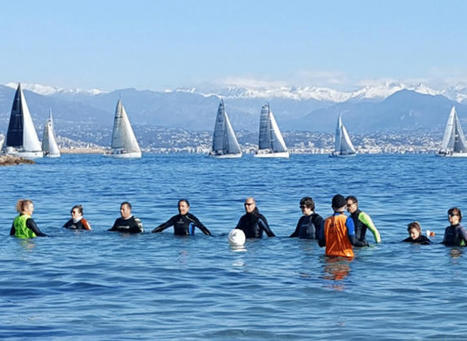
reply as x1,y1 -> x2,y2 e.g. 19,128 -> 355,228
244,203 -> 254,206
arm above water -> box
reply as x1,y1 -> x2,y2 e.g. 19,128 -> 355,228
152,216 -> 176,233
359,212 -> 381,243
26,218 -> 47,237
188,214 -> 212,236
10,223 -> 15,236
258,215 -> 275,237
289,218 -> 301,238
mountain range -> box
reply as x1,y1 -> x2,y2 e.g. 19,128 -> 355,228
0,82 -> 466,134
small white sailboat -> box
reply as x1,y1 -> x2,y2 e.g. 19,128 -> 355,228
438,106 -> 467,157
254,104 -> 289,158
3,83 -> 43,158
42,110 -> 61,158
331,114 -> 356,157
106,99 -> 142,158
210,99 -> 242,158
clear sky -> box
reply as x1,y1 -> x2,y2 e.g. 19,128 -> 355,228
1,0 -> 467,91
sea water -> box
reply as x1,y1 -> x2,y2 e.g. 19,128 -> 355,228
0,154 -> 466,340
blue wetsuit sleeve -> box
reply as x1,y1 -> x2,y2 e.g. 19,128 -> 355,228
347,216 -> 367,247
152,216 -> 176,233
259,216 -> 275,237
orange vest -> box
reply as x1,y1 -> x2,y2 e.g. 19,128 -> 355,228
324,213 -> 354,258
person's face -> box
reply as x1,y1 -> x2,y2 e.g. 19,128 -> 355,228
25,203 -> 34,215
449,212 -> 461,226
346,200 -> 358,214
120,204 -> 132,219
178,201 -> 189,215
71,208 -> 81,218
244,199 -> 256,213
300,204 -> 312,216
409,228 -> 420,240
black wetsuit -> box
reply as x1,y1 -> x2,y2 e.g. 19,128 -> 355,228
10,218 -> 47,237
402,235 -> 431,245
152,213 -> 211,236
108,216 -> 143,234
290,213 -> 324,239
235,211 -> 275,238
63,218 -> 91,230
442,224 -> 467,246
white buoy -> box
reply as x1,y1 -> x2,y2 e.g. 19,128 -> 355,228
228,229 -> 246,246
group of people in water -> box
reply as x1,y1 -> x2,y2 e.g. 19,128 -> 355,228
10,195 -> 467,258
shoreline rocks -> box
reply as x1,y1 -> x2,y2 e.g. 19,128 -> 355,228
0,155 -> 35,166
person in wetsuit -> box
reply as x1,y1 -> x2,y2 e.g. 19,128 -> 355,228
10,199 -> 47,238
152,199 -> 211,236
402,221 -> 431,245
290,196 -> 323,239
235,197 -> 275,239
346,195 -> 381,246
442,207 -> 467,247
108,202 -> 143,234
319,194 -> 367,258
63,205 -> 91,230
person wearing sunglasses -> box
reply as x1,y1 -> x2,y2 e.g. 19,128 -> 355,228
235,197 -> 275,238
290,196 -> 323,239
442,207 -> 467,247
63,205 -> 91,230
345,195 -> 381,246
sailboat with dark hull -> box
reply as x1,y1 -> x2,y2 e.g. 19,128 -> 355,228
254,104 -> 289,158
42,110 -> 61,158
106,100 -> 142,158
438,106 -> 467,157
330,114 -> 356,157
3,83 -> 43,158
210,100 -> 242,158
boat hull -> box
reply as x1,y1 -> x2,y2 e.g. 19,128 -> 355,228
330,152 -> 357,158
210,152 -> 242,159
437,151 -> 467,158
4,147 -> 43,159
104,151 -> 142,158
254,151 -> 289,158
44,153 -> 61,158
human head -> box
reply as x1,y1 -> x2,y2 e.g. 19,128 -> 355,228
178,199 -> 190,215
299,197 -> 315,216
244,197 -> 256,214
345,195 -> 359,214
331,194 -> 346,212
120,202 -> 132,219
448,207 -> 462,225
71,205 -> 83,218
16,199 -> 34,215
407,221 -> 421,240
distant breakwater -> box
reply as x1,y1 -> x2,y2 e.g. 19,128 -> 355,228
0,155 -> 35,166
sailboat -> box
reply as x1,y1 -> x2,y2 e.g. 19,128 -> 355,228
254,104 -> 289,158
330,114 -> 357,157
3,83 -> 43,158
437,106 -> 467,157
107,99 -> 142,158
210,99 -> 242,158
42,110 -> 61,158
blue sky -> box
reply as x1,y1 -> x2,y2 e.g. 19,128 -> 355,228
1,0 -> 467,91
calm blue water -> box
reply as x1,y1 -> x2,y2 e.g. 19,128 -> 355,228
1,154 -> 466,340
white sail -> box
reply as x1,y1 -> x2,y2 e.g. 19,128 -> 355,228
439,106 -> 467,157
255,104 -> 289,158
332,114 -> 356,157
42,110 -> 61,157
109,100 -> 142,158
211,100 -> 242,158
4,83 -> 43,158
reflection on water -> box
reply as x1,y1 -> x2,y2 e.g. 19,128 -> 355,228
322,257 -> 352,291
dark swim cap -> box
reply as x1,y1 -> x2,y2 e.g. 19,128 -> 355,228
332,194 -> 346,209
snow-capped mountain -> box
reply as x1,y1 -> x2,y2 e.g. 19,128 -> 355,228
5,82 -> 108,96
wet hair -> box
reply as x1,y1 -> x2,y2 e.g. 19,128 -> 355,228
71,205 -> 83,215
299,197 -> 315,210
121,201 -> 132,210
407,221 -> 421,233
448,207 -> 462,222
16,199 -> 33,213
178,199 -> 190,207
345,195 -> 358,204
